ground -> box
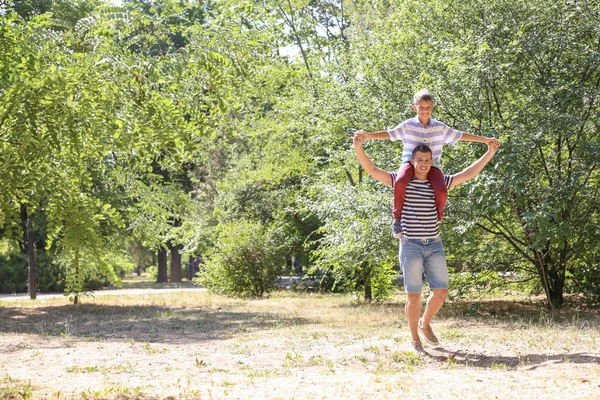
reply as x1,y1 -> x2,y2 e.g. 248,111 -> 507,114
0,276 -> 599,399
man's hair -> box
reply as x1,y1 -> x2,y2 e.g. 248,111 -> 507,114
412,144 -> 432,157
414,89 -> 433,104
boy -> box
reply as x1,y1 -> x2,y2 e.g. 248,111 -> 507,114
356,89 -> 498,238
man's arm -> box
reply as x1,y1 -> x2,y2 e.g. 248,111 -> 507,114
355,130 -> 391,141
353,134 -> 392,185
460,132 -> 500,146
450,141 -> 499,188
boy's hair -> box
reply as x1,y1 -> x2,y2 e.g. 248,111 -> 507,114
412,144 -> 432,157
414,89 -> 433,104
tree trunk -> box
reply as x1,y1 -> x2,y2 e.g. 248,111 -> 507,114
157,247 -> 168,283
364,268 -> 372,302
536,253 -> 565,312
20,205 -> 37,300
547,266 -> 565,311
169,243 -> 183,283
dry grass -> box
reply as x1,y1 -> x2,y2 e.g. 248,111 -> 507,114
1,282 -> 599,399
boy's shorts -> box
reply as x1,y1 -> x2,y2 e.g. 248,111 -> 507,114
399,237 -> 448,293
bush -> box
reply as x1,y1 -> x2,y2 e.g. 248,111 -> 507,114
0,254 -> 28,294
0,248 -> 136,294
196,220 -> 284,297
146,265 -> 158,280
0,251 -> 64,294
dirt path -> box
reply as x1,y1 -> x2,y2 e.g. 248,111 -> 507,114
1,288 -> 598,399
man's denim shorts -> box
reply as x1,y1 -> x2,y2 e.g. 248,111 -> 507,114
399,236 -> 448,293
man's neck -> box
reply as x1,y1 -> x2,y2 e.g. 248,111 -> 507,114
418,117 -> 430,128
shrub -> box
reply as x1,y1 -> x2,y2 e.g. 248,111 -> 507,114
196,220 -> 284,297
0,251 -> 64,294
146,265 -> 158,280
0,254 -> 27,294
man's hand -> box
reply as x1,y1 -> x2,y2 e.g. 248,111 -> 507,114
450,137 -> 500,188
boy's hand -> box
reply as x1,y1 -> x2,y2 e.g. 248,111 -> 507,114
487,139 -> 500,153
486,137 -> 500,147
354,130 -> 367,140
353,133 -> 365,148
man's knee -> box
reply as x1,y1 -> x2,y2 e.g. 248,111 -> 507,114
407,293 -> 421,302
431,289 -> 448,299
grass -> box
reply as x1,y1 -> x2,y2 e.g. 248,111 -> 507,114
1,282 -> 599,399
0,374 -> 33,400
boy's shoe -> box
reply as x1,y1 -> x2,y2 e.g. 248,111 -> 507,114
411,340 -> 425,353
392,220 -> 402,239
418,319 -> 440,346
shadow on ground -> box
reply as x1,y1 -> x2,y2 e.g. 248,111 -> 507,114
425,346 -> 600,369
0,303 -> 311,345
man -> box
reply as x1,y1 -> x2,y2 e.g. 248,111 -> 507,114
353,133 -> 499,351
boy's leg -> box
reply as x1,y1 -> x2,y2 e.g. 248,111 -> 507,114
393,162 -> 414,219
428,167 -> 447,221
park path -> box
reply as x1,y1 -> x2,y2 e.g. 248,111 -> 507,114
0,286 -> 206,302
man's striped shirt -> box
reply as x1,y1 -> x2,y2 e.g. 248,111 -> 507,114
388,117 -> 463,167
389,172 -> 454,239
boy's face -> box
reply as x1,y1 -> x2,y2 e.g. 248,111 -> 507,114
410,151 -> 433,178
412,99 -> 434,121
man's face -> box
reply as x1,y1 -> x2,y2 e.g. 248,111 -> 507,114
410,151 -> 433,177
412,100 -> 434,121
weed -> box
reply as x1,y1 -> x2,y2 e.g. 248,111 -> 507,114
390,351 -> 425,366
33,321 -> 51,336
374,361 -> 396,375
66,365 -> 100,373
308,355 -> 324,366
230,343 -> 252,355
195,358 -> 209,368
283,351 -> 304,368
0,374 -> 33,399
60,317 -> 76,338
81,384 -> 145,399
143,342 -> 169,354
489,362 -> 510,370
114,361 -> 136,374
366,345 -> 380,354
326,360 -> 336,373
354,355 -> 369,364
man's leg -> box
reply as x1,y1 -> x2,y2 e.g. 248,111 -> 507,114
419,238 -> 449,345
406,293 -> 422,342
400,239 -> 425,348
421,288 -> 448,326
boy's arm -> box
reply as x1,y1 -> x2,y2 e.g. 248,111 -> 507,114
355,130 -> 391,141
450,141 -> 499,188
460,132 -> 500,146
353,134 -> 392,185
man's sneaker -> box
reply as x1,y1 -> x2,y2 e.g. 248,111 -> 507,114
411,340 -> 425,353
392,220 -> 402,239
418,319 -> 440,346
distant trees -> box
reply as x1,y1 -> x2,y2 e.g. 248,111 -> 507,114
1,0 -> 599,308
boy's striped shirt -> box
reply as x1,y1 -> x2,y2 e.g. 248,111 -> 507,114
388,117 -> 463,167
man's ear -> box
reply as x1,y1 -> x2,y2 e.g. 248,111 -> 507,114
410,158 -> 415,166
412,104 -> 417,112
